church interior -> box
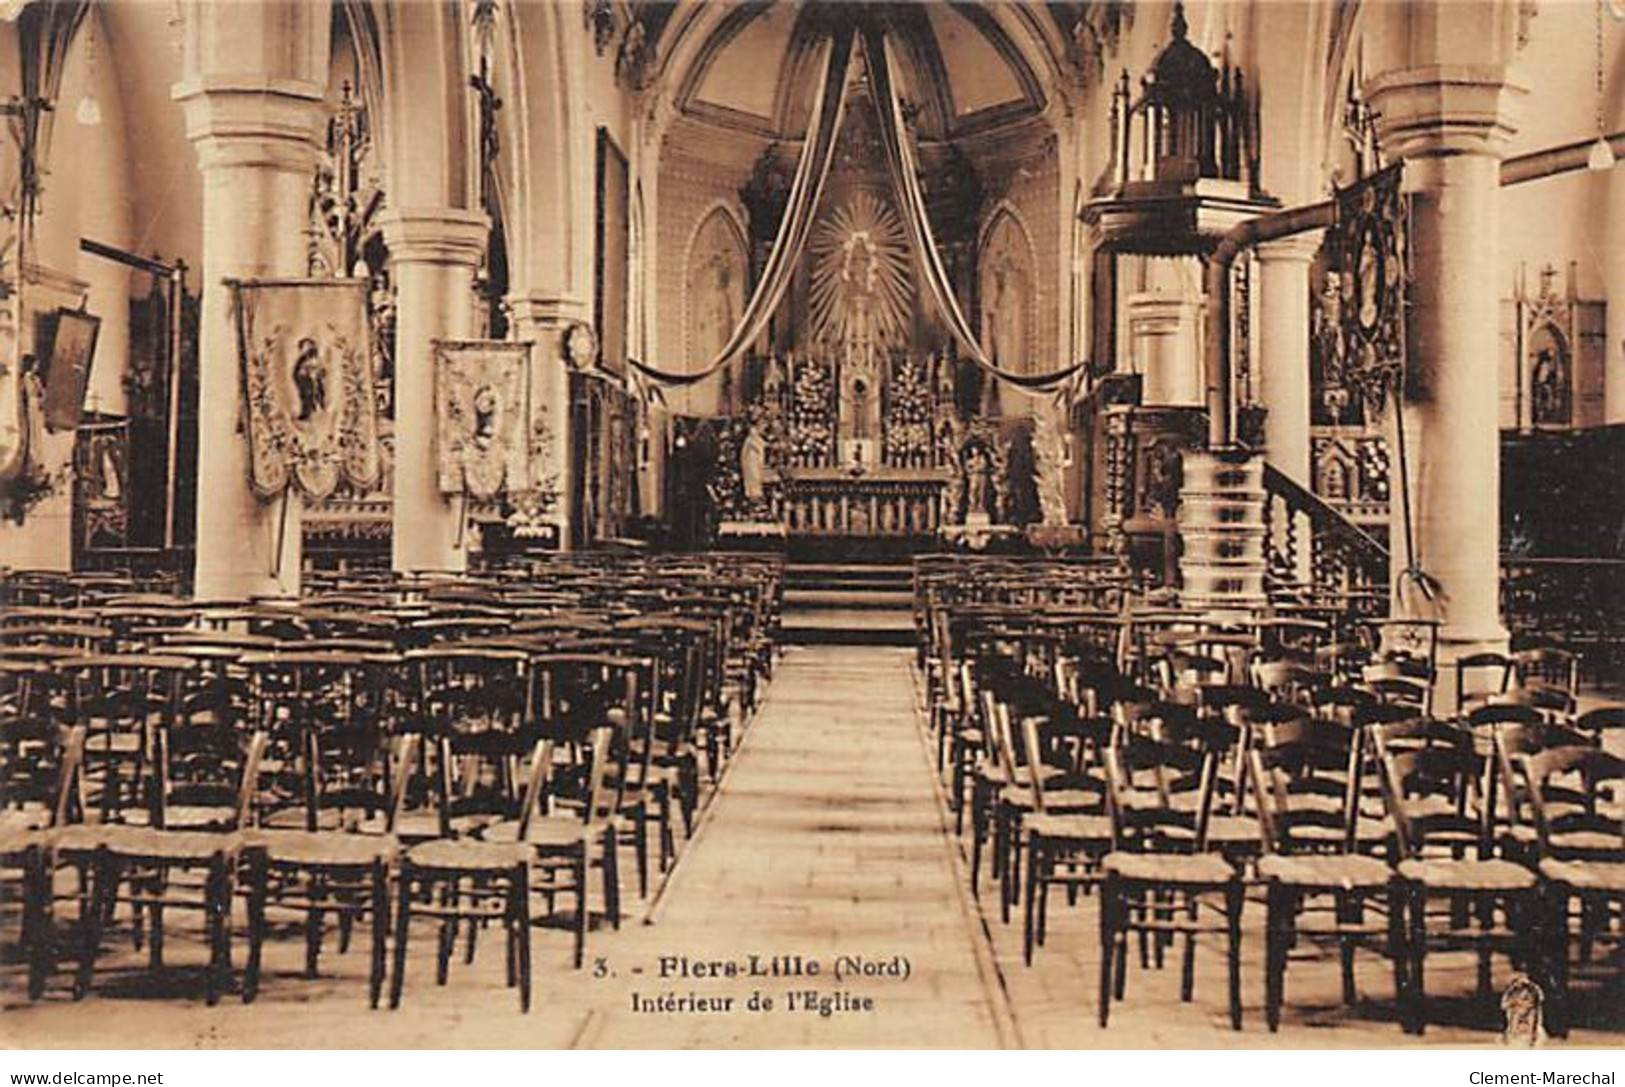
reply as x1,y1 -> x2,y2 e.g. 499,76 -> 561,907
1,0 -> 1624,1051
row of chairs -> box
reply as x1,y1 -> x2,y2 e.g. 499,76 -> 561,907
0,554 -> 783,1012
919,585 -> 1623,1038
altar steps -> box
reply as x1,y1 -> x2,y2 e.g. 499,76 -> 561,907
780,561 -> 916,646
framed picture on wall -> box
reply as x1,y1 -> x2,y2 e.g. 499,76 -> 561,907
595,126 -> 629,377
41,307 -> 102,433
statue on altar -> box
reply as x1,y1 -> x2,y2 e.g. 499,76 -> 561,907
965,445 -> 992,520
741,422 -> 769,502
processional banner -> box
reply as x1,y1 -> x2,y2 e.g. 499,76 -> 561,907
1330,162 -> 1409,412
231,278 -> 380,502
433,339 -> 532,500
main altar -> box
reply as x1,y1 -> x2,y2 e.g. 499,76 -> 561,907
666,65 -> 1054,552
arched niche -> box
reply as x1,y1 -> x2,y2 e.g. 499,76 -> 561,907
978,205 -> 1038,378
1527,321 -> 1572,429
680,204 -> 748,417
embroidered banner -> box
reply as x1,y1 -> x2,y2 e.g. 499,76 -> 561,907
433,339 -> 532,499
1331,162 -> 1408,413
232,278 -> 379,501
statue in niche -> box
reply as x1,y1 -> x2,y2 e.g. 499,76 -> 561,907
686,210 -> 747,409
980,214 -> 1034,375
1530,340 -> 1570,427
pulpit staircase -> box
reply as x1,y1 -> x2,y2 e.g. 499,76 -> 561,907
780,560 -> 915,646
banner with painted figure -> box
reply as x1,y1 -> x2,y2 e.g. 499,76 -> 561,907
433,339 -> 532,500
232,278 -> 380,501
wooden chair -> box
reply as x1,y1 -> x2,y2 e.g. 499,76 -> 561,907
1097,736 -> 1246,1029
241,732 -> 419,1007
0,724 -> 86,999
1377,737 -> 1540,1034
1019,708 -> 1113,965
1519,746 -> 1625,1037
1250,718 -> 1403,1031
58,719 -> 265,1004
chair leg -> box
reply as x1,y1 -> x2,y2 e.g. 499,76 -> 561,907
1023,835 -> 1041,967
1180,893 -> 1198,1003
511,863 -> 531,1014
204,853 -> 230,1007
1405,883 -> 1428,1035
23,847 -> 50,1001
435,878 -> 456,986
603,828 -> 622,930
368,861 -> 389,1010
1339,890 -> 1360,1006
306,872 -> 326,980
1098,872 -> 1118,1028
148,864 -> 166,970
74,851 -> 115,1001
573,852 -> 589,971
1543,882 -> 1571,1039
1385,879 -> 1410,1033
1225,879 -> 1244,1031
389,867 -> 413,1010
1264,882 -> 1287,1033
243,850 -> 268,1005
969,788 -> 985,897
634,815 -> 649,899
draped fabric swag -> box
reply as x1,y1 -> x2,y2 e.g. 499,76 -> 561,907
629,16 -> 1089,393
628,24 -> 855,387
859,26 -> 1088,392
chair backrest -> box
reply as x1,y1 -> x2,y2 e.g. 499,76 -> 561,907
1376,740 -> 1490,860
1519,746 -> 1625,859
1104,735 -> 1218,852
1488,719 -> 1590,832
301,728 -> 420,833
153,722 -> 266,831
1455,652 -> 1513,714
1249,717 -> 1361,854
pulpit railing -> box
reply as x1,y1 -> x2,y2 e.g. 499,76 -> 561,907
1262,461 -> 1388,614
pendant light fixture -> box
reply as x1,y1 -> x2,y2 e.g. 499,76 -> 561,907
1589,0 -> 1615,171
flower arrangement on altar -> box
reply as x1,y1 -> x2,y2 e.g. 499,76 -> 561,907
884,355 -> 934,467
787,356 -> 834,467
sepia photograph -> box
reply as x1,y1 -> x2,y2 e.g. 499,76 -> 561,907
0,0 -> 1622,1065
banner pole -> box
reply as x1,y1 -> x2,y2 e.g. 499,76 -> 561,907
271,489 -> 290,580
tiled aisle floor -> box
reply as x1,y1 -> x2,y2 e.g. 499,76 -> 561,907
577,645 -> 1008,1047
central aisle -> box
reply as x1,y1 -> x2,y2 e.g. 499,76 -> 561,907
581,645 -> 1008,1047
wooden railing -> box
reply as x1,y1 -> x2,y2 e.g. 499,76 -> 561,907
1262,461 -> 1389,613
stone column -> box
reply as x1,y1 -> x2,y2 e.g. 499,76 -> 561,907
1368,66 -> 1524,668
1255,233 -> 1320,582
379,209 -> 487,574
508,294 -> 587,550
1606,164 -> 1625,425
175,61 -> 326,600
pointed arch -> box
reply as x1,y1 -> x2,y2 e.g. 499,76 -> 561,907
977,202 -> 1039,376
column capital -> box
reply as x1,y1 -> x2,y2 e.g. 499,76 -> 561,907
378,208 -> 490,267
173,77 -> 326,173
1253,232 -> 1322,264
507,293 -> 592,330
1365,65 -> 1527,160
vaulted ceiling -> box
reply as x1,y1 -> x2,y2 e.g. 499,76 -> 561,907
664,1 -> 1052,143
